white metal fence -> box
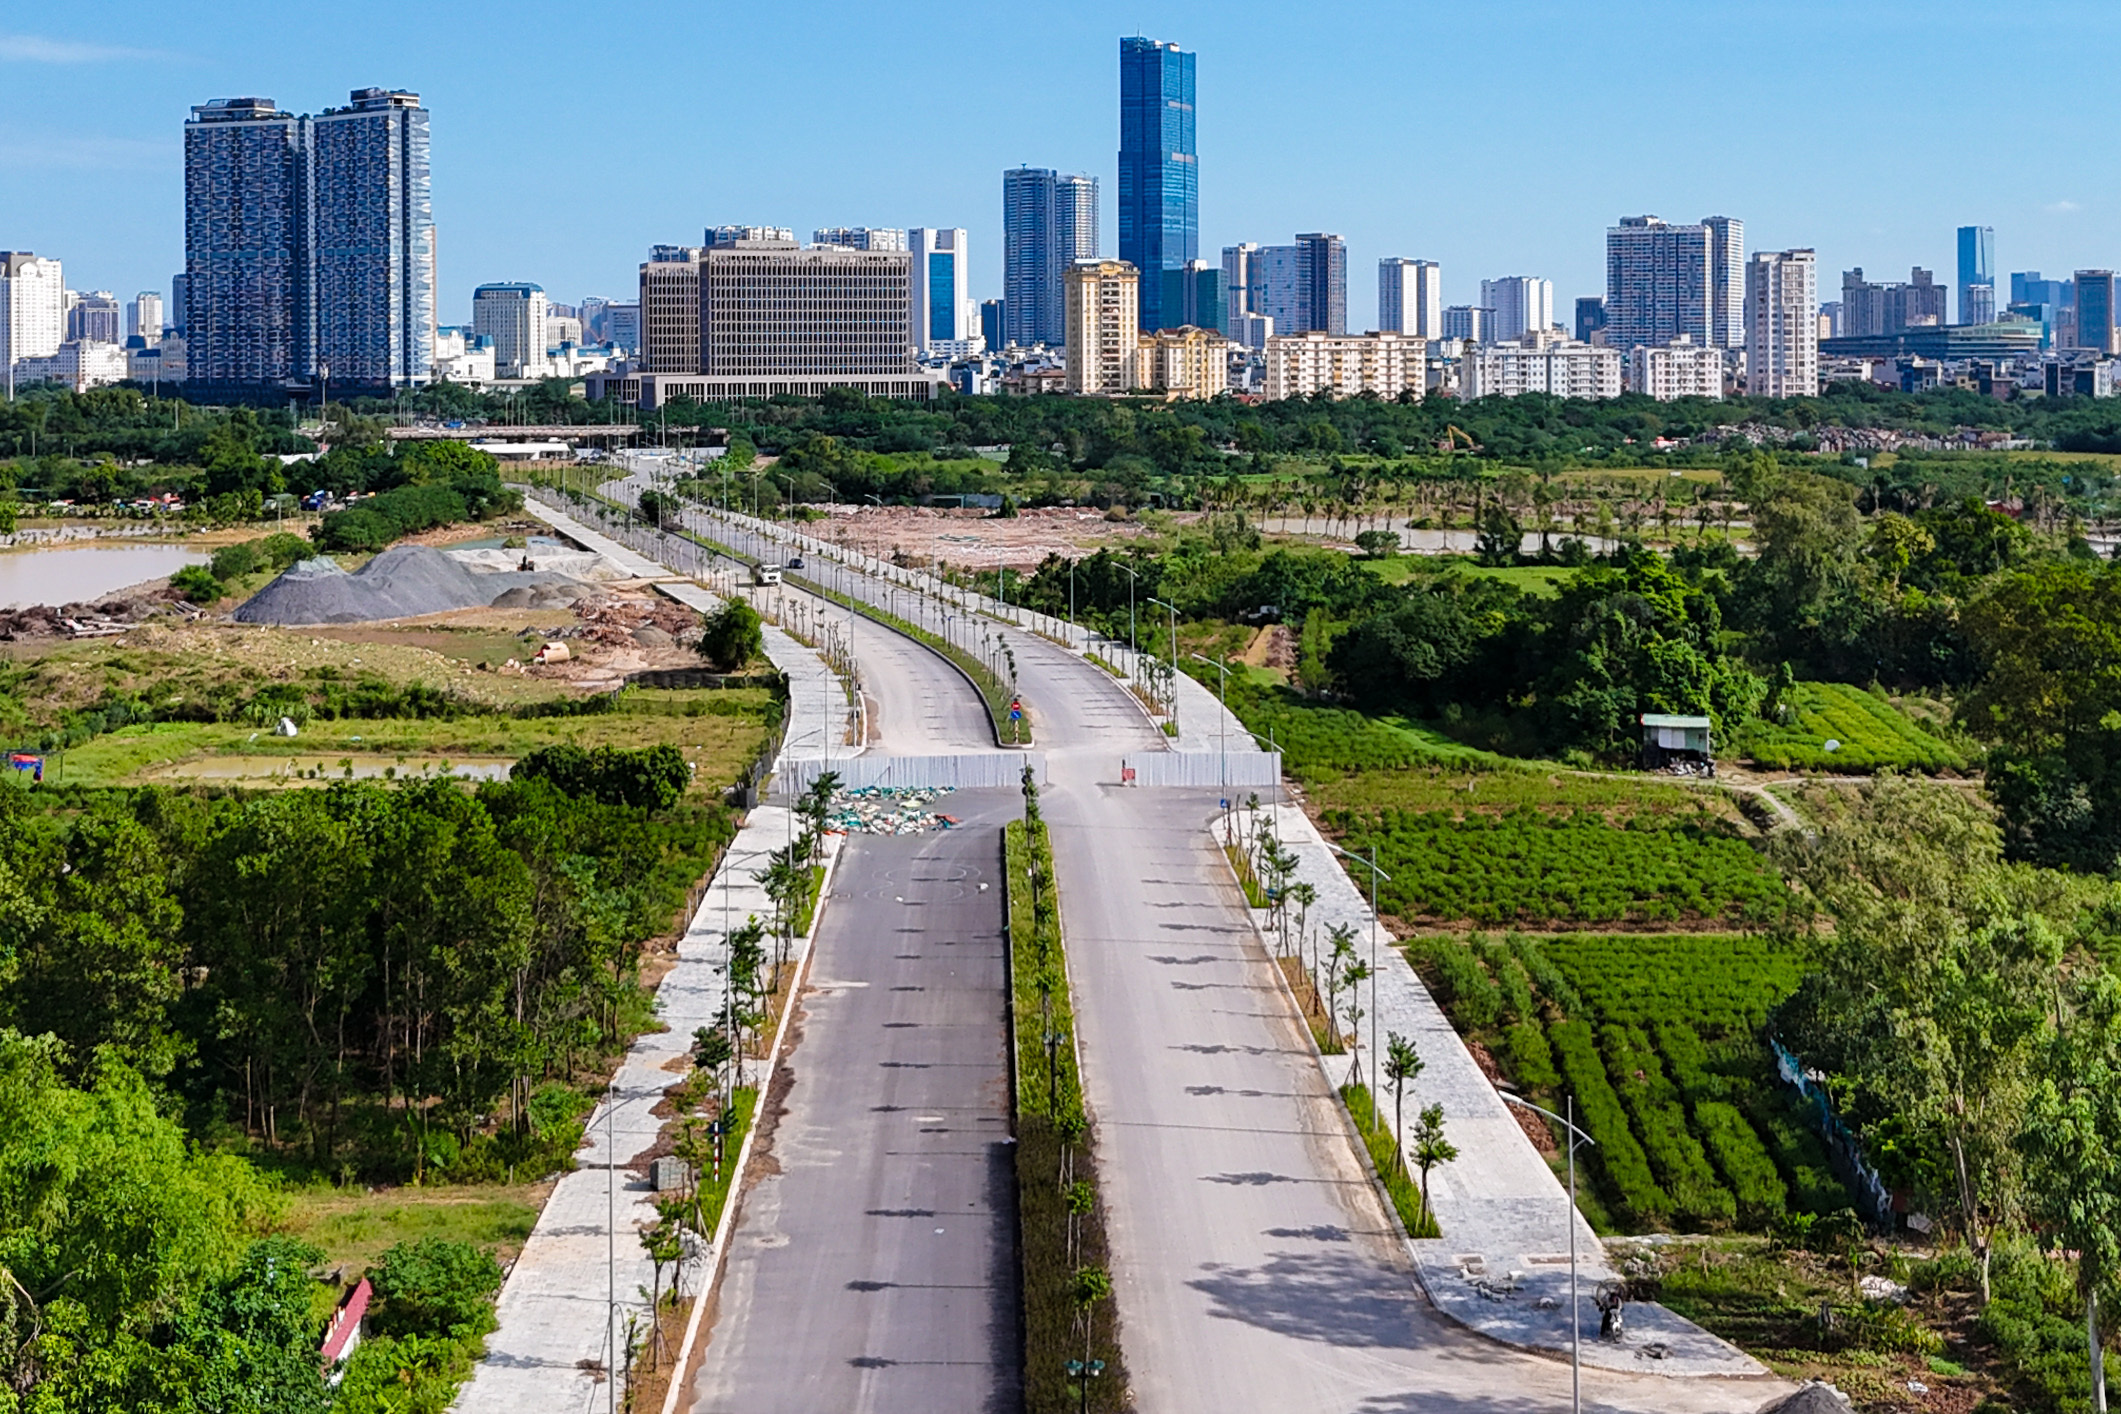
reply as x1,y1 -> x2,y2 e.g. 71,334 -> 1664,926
777,752 -> 1044,795
1123,751 -> 1284,789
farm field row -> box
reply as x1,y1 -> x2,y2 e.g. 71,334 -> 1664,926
1408,931 -> 1844,1233
1738,681 -> 1971,774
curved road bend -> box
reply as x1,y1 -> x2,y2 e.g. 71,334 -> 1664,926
714,538 -> 1778,1414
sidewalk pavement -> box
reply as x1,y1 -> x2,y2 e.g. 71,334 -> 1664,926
1229,803 -> 1763,1378
458,506 -> 858,1414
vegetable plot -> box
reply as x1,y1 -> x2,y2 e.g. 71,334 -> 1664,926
1740,682 -> 1969,773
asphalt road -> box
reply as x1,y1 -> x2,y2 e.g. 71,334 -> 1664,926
671,506 -> 1778,1414
691,809 -> 1021,1414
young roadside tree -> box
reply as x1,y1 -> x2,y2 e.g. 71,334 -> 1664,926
1411,1103 -> 1459,1235
1321,923 -> 1358,1050
1339,960 -> 1371,1087
1384,1032 -> 1424,1175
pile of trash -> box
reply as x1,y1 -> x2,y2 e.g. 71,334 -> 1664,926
825,785 -> 957,834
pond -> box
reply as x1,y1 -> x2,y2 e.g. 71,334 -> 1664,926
0,543 -> 209,610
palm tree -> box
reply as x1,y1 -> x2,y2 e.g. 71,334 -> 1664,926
1384,1032 -> 1423,1174
1411,1103 -> 1459,1234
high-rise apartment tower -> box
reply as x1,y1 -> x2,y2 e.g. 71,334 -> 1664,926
1118,37 -> 1197,332
1480,276 -> 1554,342
1746,250 -> 1818,398
1606,215 -> 1744,350
1003,168 -> 1098,347
1378,259 -> 1442,339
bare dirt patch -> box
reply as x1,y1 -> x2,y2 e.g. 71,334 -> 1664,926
805,504 -> 1183,572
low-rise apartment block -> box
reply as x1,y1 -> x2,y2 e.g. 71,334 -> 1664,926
1627,336 -> 1724,400
1263,331 -> 1425,400
1462,331 -> 1622,400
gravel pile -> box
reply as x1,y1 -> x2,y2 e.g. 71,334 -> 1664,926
235,545 -> 578,625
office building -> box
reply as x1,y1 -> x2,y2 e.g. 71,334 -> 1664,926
1480,276 -> 1553,342
605,303 -> 639,355
1264,331 -> 1424,401
1575,296 -> 1608,343
1138,325 -> 1229,398
1253,233 -> 1346,336
1840,268 -> 1947,335
1063,259 -> 1140,394
2077,271 -> 2118,355
1957,225 -> 1995,326
184,89 -> 432,392
706,225 -> 794,246
1230,312 -> 1273,350
310,89 -> 434,389
1442,305 -> 1491,342
129,291 -> 163,344
15,339 -> 130,392
2012,271 -> 2074,309
472,283 -> 548,377
814,227 -> 907,252
1220,243 -> 1260,338
1118,36 -> 1197,332
129,335 -> 185,385
68,292 -> 122,345
1161,260 -> 1223,334
1,252 -> 65,395
1627,336 -> 1722,400
1379,258 -> 1442,339
169,273 -> 188,335
1462,331 -> 1622,400
1606,216 -> 1726,349
1746,249 -> 1819,398
1003,167 -> 1098,348
909,228 -> 973,355
639,247 -> 703,373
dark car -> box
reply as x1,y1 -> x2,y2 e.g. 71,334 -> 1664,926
787,556 -> 805,569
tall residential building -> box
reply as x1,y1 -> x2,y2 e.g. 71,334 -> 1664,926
638,247 -> 703,373
129,292 -> 164,344
1,252 -> 66,395
1702,216 -> 1745,347
1746,250 -> 1819,398
184,97 -> 309,387
1605,216 -> 1718,350
1461,332 -> 1622,400
1264,332 -> 1424,401
706,225 -> 794,246
1957,225 -> 1995,326
2076,270 -> 2118,354
1442,305 -> 1491,342
813,227 -> 908,252
1378,258 -> 1442,339
980,299 -> 1005,350
1160,260 -> 1224,333
1002,167 -> 1098,347
471,283 -> 548,377
1253,234 -> 1346,336
1575,296 -> 1608,343
1480,276 -> 1553,341
1063,259 -> 1140,394
310,89 -> 433,388
1627,336 -> 1722,401
1840,267 -> 1948,334
909,228 -> 972,355
1117,37 -> 1197,332
183,89 -> 432,391
67,291 -> 123,344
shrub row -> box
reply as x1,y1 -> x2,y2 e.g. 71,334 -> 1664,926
1549,1020 -> 1668,1223
1409,937 -> 1503,1030
1600,1024 -> 1735,1226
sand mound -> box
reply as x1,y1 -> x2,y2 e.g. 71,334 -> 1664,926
235,545 -> 576,625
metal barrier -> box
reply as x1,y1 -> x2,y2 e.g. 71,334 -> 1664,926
1122,751 -> 1283,789
778,752 -> 1045,796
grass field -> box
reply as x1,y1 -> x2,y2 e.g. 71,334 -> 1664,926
47,688 -> 776,791
281,1181 -> 547,1276
1737,682 -> 1971,773
1359,559 -> 1581,595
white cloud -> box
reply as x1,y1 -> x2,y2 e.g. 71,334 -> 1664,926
0,131 -> 173,171
2047,200 -> 2082,214
0,33 -> 167,63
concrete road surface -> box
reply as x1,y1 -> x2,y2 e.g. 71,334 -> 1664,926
690,807 -> 1021,1414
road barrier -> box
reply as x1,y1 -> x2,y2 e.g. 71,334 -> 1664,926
1122,750 -> 1283,789
778,752 -> 1047,795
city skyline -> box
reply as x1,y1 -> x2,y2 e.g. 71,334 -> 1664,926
7,1 -> 2121,340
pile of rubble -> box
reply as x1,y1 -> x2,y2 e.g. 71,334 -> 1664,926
0,590 -> 195,641
825,785 -> 957,835
574,597 -> 700,650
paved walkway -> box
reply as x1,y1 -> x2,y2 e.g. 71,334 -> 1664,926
1229,804 -> 1762,1377
459,508 -> 859,1414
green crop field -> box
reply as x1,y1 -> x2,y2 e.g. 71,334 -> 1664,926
1325,805 -> 1784,928
1408,931 -> 1846,1232
1738,682 -> 1970,774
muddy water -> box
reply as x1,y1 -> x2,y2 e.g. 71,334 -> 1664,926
0,543 -> 208,609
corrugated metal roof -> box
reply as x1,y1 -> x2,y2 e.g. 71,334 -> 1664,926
1639,713 -> 1712,728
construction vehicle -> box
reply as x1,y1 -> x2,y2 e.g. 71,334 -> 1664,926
1437,424 -> 1480,454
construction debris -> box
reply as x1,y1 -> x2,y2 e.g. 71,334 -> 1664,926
825,785 -> 957,835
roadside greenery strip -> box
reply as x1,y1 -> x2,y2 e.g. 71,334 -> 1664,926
1340,1083 -> 1443,1240
1005,776 -> 1123,1413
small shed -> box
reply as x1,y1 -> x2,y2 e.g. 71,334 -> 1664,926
1640,713 -> 1713,773
319,1276 -> 371,1384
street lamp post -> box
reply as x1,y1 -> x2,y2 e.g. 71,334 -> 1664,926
1325,841 -> 1392,1134
1147,596 -> 1178,728
1189,652 -> 1231,788
1499,1091 -> 1596,1414
1115,565 -> 1140,687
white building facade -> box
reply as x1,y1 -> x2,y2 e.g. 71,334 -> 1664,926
1462,331 -> 1622,400
1479,276 -> 1554,342
472,283 -> 549,378
1379,258 -> 1442,339
1745,250 -> 1819,398
1,252 -> 66,391
1264,331 -> 1425,400
1627,337 -> 1724,400
909,228 -> 976,357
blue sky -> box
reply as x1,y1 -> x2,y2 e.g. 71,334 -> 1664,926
3,0 -> 2116,331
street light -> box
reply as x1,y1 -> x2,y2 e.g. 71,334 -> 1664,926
1189,653 -> 1231,788
1064,1358 -> 1104,1414
1499,1091 -> 1595,1414
1323,840 -> 1391,1135
1114,564 -> 1140,681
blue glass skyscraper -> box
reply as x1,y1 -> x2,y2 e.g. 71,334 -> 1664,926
1957,225 -> 1995,326
1119,37 -> 1197,333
